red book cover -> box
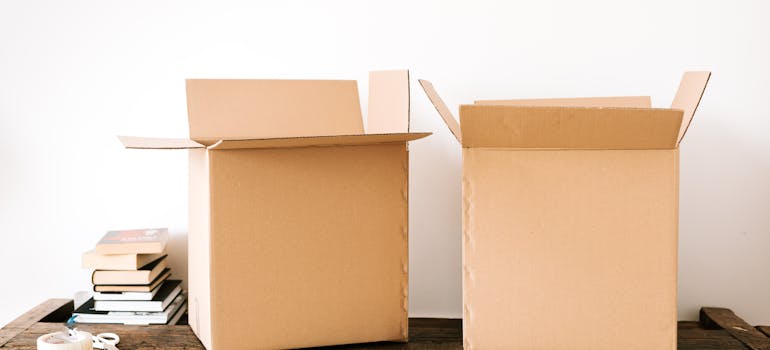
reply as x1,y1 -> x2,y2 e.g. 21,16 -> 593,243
95,228 -> 169,254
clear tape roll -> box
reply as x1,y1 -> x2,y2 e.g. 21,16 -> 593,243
37,331 -> 93,350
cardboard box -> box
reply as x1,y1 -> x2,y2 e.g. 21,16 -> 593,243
419,72 -> 710,350
120,70 -> 430,349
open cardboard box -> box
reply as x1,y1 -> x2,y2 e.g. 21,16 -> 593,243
420,72 -> 710,350
120,70 -> 430,349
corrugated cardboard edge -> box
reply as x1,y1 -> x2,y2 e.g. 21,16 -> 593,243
187,149 -> 213,349
205,133 -> 430,150
119,134 -> 431,151
402,147 -> 410,341
672,149 -> 681,350
368,70 -> 410,134
118,136 -> 205,149
461,150 -> 474,350
418,79 -> 462,143
672,71 -> 711,143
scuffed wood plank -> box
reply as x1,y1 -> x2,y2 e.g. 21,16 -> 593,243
2,323 -> 204,350
0,299 -> 73,347
315,318 -> 463,349
678,321 -> 749,350
757,326 -> 770,338
1,318 -> 462,350
701,307 -> 770,350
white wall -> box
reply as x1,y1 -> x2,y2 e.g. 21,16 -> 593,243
1,0 -> 769,327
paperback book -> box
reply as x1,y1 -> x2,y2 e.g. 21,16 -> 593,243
74,293 -> 187,325
94,280 -> 181,312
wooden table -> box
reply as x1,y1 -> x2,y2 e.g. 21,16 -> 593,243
0,299 -> 764,349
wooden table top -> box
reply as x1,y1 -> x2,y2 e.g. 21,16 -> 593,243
0,299 -> 760,349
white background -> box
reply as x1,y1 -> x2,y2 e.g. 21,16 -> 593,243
1,0 -> 769,328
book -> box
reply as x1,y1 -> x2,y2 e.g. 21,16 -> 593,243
91,256 -> 168,285
95,228 -> 169,255
82,250 -> 166,271
74,293 -> 187,325
94,268 -> 171,292
94,280 -> 182,312
94,284 -> 163,301
167,301 -> 188,325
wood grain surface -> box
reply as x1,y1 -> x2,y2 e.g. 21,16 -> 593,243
0,299 -> 73,347
700,307 -> 770,350
6,299 -> 770,349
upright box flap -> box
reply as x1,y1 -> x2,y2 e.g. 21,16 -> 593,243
671,71 -> 711,143
418,79 -> 462,143
186,79 -> 364,141
206,132 -> 431,150
475,96 -> 652,108
367,70 -> 410,133
118,136 -> 205,149
460,105 -> 683,149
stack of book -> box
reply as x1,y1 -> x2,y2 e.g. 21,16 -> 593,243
74,228 -> 187,325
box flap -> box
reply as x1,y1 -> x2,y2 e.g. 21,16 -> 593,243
118,136 -> 205,149
206,132 -> 431,150
474,96 -> 652,108
418,79 -> 462,143
460,105 -> 683,149
671,71 -> 711,143
186,79 -> 364,140
367,70 -> 410,133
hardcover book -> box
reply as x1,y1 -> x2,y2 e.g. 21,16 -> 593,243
94,280 -> 182,312
93,285 -> 162,301
82,250 -> 166,271
93,268 -> 171,292
95,228 -> 169,255
91,256 -> 168,285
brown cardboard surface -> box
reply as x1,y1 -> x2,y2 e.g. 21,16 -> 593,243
205,132 -> 429,150
187,149 -> 212,349
123,70 -> 428,349
418,79 -> 461,142
419,71 -> 708,349
672,71 -> 711,143
462,149 -> 679,349
186,79 -> 364,140
207,144 -> 408,349
368,70 -> 410,133
475,95 -> 652,107
459,105 -> 683,149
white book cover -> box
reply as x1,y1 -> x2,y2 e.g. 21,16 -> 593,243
74,294 -> 186,325
94,280 -> 181,312
93,285 -> 161,301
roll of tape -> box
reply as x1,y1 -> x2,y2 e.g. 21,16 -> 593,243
37,331 -> 92,350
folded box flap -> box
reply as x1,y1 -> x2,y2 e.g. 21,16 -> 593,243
118,136 -> 205,149
460,105 -> 683,149
418,79 -> 462,143
672,71 -> 711,143
206,132 -> 432,150
475,96 -> 652,108
186,79 -> 364,140
367,70 -> 410,133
